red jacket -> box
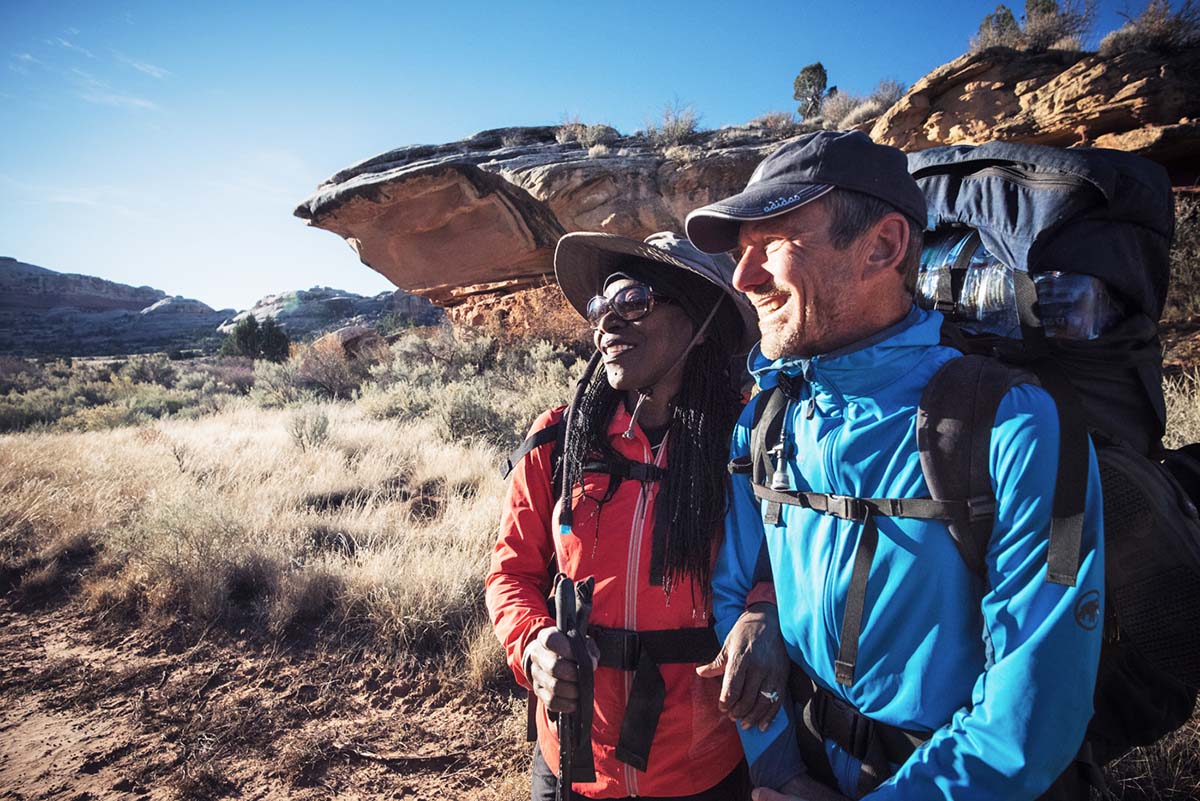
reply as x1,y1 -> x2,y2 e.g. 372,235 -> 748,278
485,405 -> 743,798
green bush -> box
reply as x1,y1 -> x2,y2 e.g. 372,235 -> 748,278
794,62 -> 836,120
219,316 -> 290,362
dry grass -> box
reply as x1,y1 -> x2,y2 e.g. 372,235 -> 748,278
0,401 -> 508,672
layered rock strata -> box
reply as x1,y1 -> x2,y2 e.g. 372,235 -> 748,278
294,125 -> 785,306
870,46 -> 1200,184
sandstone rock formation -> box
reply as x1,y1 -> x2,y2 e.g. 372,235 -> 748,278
294,125 -> 786,310
219,285 -> 441,338
870,46 -> 1200,184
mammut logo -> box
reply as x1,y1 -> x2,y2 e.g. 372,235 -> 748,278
763,193 -> 804,214
1075,589 -> 1101,631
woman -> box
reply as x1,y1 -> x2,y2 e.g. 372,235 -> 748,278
486,231 -> 757,800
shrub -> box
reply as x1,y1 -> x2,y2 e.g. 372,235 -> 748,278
1099,0 -> 1200,55
555,115 -> 586,145
749,111 -> 801,137
295,339 -> 360,400
580,124 -> 620,147
841,98 -> 889,130
644,100 -> 700,149
820,92 -> 864,129
1164,194 -> 1200,322
119,354 -> 178,387
288,406 -> 331,451
818,80 -> 903,130
970,0 -> 1095,52
588,143 -> 610,158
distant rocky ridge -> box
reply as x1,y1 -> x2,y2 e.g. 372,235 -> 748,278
297,44 -> 1199,327
0,257 -> 440,357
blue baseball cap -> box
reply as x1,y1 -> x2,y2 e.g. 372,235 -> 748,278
685,130 -> 927,254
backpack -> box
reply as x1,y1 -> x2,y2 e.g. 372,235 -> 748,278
741,142 -> 1200,771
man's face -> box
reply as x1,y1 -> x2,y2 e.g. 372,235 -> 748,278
732,199 -> 854,360
591,277 -> 696,393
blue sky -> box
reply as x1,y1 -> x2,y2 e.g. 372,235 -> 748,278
2,0 -> 1137,310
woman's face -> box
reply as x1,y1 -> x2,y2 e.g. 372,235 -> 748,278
591,277 -> 697,394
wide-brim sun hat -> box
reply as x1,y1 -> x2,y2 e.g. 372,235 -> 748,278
553,231 -> 759,354
685,130 -> 927,255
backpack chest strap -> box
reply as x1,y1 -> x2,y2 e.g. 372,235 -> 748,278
749,484 -> 993,524
751,484 -> 995,687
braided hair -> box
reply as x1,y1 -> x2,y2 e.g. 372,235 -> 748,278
560,318 -> 742,604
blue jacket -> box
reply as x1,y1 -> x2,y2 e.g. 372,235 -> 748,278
713,306 -> 1104,800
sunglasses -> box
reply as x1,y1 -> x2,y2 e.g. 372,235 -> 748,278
586,284 -> 675,327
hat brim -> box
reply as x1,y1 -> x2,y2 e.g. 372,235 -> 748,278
552,232 -> 758,352
685,183 -> 834,254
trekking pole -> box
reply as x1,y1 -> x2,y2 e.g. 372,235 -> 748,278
554,575 -> 577,801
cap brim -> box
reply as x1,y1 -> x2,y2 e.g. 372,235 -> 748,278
685,182 -> 834,254
552,232 -> 759,352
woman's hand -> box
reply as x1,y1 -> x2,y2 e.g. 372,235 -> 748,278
524,626 -> 599,714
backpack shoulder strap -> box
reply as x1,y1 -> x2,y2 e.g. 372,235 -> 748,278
500,418 -> 565,480
917,355 -> 1029,576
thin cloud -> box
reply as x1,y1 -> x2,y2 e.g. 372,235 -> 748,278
49,37 -> 95,58
69,67 -> 158,110
0,174 -> 145,220
14,53 -> 39,63
113,51 -> 171,79
79,90 -> 158,110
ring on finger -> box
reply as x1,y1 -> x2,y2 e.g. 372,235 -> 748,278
759,689 -> 780,703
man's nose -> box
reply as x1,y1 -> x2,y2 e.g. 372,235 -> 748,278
733,246 -> 769,293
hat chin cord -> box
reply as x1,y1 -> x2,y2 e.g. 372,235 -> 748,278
622,296 -> 725,440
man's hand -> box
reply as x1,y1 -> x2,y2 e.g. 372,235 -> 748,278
696,602 -> 788,731
752,776 -> 851,801
524,627 -> 598,714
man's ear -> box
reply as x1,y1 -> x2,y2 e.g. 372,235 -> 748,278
859,213 -> 909,279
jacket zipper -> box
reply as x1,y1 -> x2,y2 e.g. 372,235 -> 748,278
621,435 -> 661,797
805,361 -> 848,674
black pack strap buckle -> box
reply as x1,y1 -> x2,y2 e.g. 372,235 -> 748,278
822,494 -> 869,521
590,625 -> 720,772
965,494 -> 997,522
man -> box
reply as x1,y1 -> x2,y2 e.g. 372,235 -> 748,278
684,131 -> 1105,801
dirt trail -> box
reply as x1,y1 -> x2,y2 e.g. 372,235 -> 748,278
0,601 -> 527,800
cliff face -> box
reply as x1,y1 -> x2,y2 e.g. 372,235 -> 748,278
870,46 -> 1200,184
0,258 -> 166,313
0,259 -> 440,357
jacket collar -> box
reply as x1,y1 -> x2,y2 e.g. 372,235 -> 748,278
747,305 -> 943,398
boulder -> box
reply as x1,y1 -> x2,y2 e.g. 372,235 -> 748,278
313,324 -> 385,358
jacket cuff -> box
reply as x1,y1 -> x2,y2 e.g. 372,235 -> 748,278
747,581 -> 777,608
